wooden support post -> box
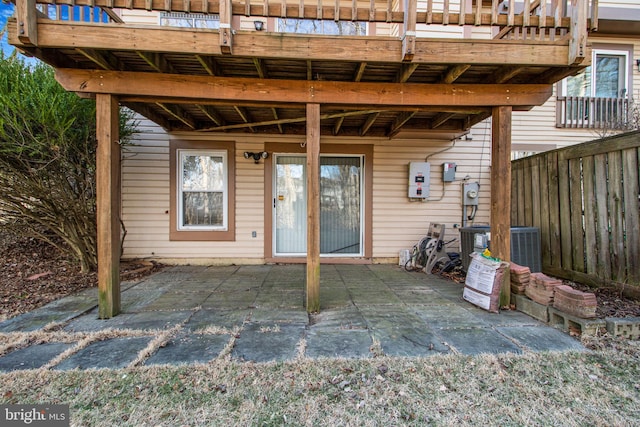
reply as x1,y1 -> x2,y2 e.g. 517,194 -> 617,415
402,0 -> 417,61
306,103 -> 321,313
568,0 -> 587,65
219,0 -> 233,54
15,0 -> 38,46
491,106 -> 512,307
96,94 -> 121,318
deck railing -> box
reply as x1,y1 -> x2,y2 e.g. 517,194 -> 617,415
15,0 -> 599,62
556,96 -> 632,129
20,0 -> 599,30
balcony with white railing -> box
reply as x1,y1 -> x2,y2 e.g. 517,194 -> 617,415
556,96 -> 632,129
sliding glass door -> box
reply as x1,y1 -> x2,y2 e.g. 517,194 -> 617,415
274,154 -> 363,256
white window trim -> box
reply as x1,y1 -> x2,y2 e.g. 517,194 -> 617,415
177,149 -> 228,231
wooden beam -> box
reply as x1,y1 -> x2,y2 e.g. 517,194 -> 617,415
155,102 -> 197,129
441,64 -> 471,84
55,69 -> 554,108
306,103 -> 321,313
9,20 -> 575,67
195,55 -> 221,76
271,107 -> 284,133
196,104 -> 226,126
491,106 -> 512,308
137,51 -> 177,74
234,106 -> 257,132
431,112 -> 455,129
354,62 -> 367,82
397,63 -> 420,83
123,102 -> 172,130
387,110 -> 417,138
15,0 -> 38,46
76,48 -> 119,71
96,93 -> 121,318
360,112 -> 380,136
488,66 -> 525,84
200,109 -> 381,132
333,115 -> 345,135
254,58 -> 268,79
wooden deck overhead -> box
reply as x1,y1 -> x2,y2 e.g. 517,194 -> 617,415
8,0 -> 597,137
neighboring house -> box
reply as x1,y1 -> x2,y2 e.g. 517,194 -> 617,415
8,0 -> 618,316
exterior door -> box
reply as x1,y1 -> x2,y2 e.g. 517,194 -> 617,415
274,154 -> 363,256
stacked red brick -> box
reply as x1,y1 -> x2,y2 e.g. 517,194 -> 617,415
525,272 -> 563,305
510,262 -> 530,295
553,285 -> 597,318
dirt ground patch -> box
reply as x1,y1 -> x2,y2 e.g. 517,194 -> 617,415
0,231 -> 162,321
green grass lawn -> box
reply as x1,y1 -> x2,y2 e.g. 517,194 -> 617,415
1,337 -> 639,426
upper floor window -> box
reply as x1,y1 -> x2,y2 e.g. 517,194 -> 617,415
563,49 -> 629,99
556,47 -> 633,129
278,19 -> 366,35
160,12 -> 220,29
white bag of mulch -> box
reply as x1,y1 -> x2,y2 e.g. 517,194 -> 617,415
464,252 -> 509,313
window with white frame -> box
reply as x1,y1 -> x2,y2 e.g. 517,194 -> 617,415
557,47 -> 632,129
178,150 -> 227,231
563,49 -> 629,99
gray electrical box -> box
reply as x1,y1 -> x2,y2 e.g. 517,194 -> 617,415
442,162 -> 456,182
408,162 -> 430,199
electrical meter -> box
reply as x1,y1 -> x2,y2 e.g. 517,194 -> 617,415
408,162 -> 430,199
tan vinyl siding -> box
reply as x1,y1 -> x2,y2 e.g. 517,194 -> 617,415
122,122 -> 494,263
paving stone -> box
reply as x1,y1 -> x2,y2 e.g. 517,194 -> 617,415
117,310 -> 194,331
185,309 -> 250,331
465,306 -> 542,327
145,333 -> 230,365
0,311 -> 80,333
202,291 -> 259,309
248,308 -> 309,325
253,289 -> 304,309
305,330 -> 373,359
497,326 -> 586,352
54,337 -> 152,370
412,305 -> 483,329
350,290 -> 402,305
357,306 -> 425,330
393,289 -> 439,305
370,327 -> 450,357
0,343 -> 75,371
232,324 -> 305,362
436,328 -> 523,355
309,307 -> 367,331
142,291 -> 212,311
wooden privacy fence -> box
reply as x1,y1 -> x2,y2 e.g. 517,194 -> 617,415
511,131 -> 640,298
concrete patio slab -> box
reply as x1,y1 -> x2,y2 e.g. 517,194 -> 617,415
144,333 -> 230,366
53,336 -> 152,370
370,328 -> 450,357
305,330 -> 373,359
0,264 -> 588,370
232,323 -> 305,363
184,309 -> 250,331
0,342 -> 75,371
436,328 -> 523,355
496,326 -> 587,352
